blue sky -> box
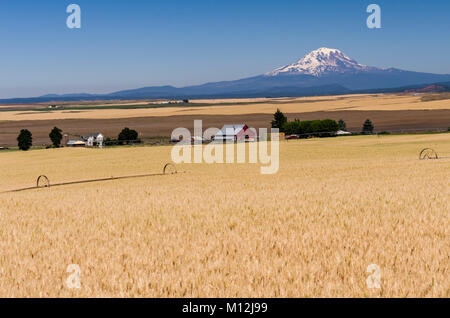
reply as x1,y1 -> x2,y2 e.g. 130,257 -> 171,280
0,0 -> 449,98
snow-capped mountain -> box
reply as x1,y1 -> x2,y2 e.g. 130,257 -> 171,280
267,48 -> 377,76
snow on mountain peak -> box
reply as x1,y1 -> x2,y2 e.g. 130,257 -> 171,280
267,48 -> 374,77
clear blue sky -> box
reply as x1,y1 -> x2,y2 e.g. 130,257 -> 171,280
1,0 -> 449,98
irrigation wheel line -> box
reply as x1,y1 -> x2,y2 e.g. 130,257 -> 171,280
418,148 -> 450,160
1,163 -> 183,194
419,148 -> 439,160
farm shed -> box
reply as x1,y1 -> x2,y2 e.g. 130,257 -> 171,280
67,140 -> 86,147
214,124 -> 257,142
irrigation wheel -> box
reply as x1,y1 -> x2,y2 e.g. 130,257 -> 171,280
163,163 -> 177,175
419,148 -> 439,160
36,175 -> 50,188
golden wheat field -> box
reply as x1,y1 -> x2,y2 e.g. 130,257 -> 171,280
0,134 -> 449,297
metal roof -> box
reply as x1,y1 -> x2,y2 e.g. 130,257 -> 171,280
217,125 -> 246,136
67,140 -> 86,145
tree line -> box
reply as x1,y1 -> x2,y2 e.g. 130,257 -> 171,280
271,109 -> 374,135
16,127 -> 140,151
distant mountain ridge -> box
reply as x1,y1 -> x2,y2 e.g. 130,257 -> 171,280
2,48 -> 450,104
403,84 -> 449,93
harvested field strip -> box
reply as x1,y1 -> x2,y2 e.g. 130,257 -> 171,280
1,109 -> 450,146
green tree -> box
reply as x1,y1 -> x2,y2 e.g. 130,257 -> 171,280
310,120 -> 323,133
319,119 -> 340,132
118,128 -> 139,143
271,109 -> 287,132
17,129 -> 33,151
299,121 -> 313,134
282,119 -> 340,136
282,119 -> 301,135
362,119 -> 374,134
338,119 -> 347,131
49,126 -> 63,148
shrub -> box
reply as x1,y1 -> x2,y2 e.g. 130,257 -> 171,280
17,129 -> 33,151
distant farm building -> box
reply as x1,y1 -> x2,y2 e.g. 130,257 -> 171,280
67,140 -> 86,147
336,130 -> 352,136
67,133 -> 104,148
82,133 -> 104,148
214,125 -> 257,142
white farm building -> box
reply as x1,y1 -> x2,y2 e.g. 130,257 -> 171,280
82,133 -> 104,147
214,124 -> 257,142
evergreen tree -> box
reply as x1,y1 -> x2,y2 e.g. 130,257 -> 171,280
271,109 -> 287,132
362,119 -> 374,134
17,129 -> 33,151
49,126 -> 63,148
